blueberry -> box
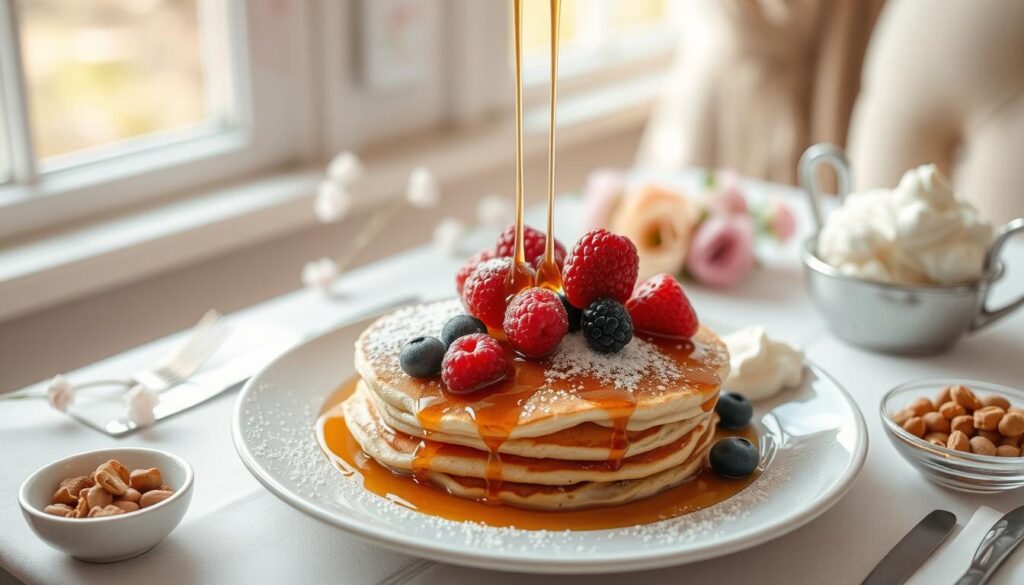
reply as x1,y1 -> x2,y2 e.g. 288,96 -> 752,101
709,437 -> 759,479
399,336 -> 446,378
715,392 -> 753,429
441,315 -> 487,347
559,294 -> 582,333
581,298 -> 633,353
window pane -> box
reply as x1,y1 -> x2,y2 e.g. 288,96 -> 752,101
522,0 -> 579,58
611,0 -> 667,32
18,0 -> 206,160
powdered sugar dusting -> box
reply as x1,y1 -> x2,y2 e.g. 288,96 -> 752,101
361,300 -> 463,375
546,334 -> 681,392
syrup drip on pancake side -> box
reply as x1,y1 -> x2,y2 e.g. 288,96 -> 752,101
318,378 -> 757,530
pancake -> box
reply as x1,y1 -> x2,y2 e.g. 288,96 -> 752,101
354,300 -> 729,442
343,384 -> 718,486
363,380 -> 709,461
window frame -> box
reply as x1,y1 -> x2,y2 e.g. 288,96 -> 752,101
0,0 -> 315,240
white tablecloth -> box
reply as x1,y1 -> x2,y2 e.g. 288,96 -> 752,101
3,183 -> 1024,585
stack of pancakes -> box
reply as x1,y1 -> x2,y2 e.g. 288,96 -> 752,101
344,300 -> 730,510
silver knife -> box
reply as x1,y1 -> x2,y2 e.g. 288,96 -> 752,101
73,294 -> 419,436
955,504 -> 1024,585
862,510 -> 957,585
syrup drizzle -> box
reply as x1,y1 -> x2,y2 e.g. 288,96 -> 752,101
534,0 -> 563,293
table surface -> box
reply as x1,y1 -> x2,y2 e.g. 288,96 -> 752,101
3,175 -> 1024,585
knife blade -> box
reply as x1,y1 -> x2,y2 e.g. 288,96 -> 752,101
955,504 -> 1024,585
862,510 -> 957,585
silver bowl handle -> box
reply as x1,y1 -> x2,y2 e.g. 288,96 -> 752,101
798,144 -> 851,236
972,217 -> 1024,331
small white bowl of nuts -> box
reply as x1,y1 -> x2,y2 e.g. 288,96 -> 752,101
882,379 -> 1024,493
18,448 -> 193,562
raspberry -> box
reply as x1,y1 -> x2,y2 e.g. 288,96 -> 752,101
462,257 -> 518,329
581,298 -> 633,354
625,273 -> 699,338
495,224 -> 566,269
503,288 -> 568,357
441,334 -> 508,394
561,229 -> 639,308
455,249 -> 496,296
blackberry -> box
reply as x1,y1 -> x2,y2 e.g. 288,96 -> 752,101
399,336 -> 446,378
581,298 -> 633,354
441,314 -> 487,347
559,293 -> 583,333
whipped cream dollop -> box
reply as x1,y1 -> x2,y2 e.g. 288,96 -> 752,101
722,327 -> 804,400
818,165 -> 992,285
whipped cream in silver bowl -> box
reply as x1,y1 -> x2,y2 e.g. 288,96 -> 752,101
798,144 -> 1024,355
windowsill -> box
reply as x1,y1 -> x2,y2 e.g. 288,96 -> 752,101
0,73 -> 660,322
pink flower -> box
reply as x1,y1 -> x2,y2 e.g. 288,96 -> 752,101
582,169 -> 626,230
765,196 -> 796,242
686,215 -> 756,287
700,170 -> 748,216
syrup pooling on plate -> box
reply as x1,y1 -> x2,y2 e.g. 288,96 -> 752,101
316,378 -> 759,530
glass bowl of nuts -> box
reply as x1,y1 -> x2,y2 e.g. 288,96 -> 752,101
18,447 -> 193,562
881,379 -> 1024,493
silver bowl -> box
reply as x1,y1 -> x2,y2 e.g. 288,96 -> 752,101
799,144 -> 1024,355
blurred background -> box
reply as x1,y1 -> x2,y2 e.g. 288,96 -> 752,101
1,0 -> 1022,391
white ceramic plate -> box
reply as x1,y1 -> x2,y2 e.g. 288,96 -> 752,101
232,316 -> 867,574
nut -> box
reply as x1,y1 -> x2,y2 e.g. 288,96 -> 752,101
51,475 -> 94,505
951,385 -> 981,411
978,429 -> 1002,443
923,412 -> 951,433
892,408 -> 914,426
94,469 -> 128,496
925,432 -> 949,446
96,460 -> 130,484
999,435 -> 1021,447
139,490 -> 173,509
996,445 -> 1021,457
980,395 -> 1011,410
74,496 -> 90,518
1009,406 -> 1024,416
159,484 -> 172,492
937,386 -> 952,405
951,415 -> 975,435
122,488 -> 142,502
974,406 -> 1005,431
903,416 -> 926,438
130,468 -> 163,493
948,431 -> 970,452
87,505 -> 126,518
111,499 -> 140,513
969,435 -> 998,456
83,484 -> 112,509
938,401 -> 966,420
998,412 -> 1024,437
908,397 -> 936,416
43,504 -> 75,517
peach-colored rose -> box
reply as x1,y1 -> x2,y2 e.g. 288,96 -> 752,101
686,214 -> 755,287
610,184 -> 699,281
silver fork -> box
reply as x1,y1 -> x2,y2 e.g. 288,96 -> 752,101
2,310 -> 230,400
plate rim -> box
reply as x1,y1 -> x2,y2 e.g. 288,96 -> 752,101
232,320 -> 869,574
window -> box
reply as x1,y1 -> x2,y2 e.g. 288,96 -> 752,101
0,0 -> 308,238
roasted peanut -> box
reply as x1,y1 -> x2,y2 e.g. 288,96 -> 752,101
951,415 -> 975,435
923,412 -> 951,433
892,408 -> 914,426
948,431 -> 971,452
925,432 -> 950,446
96,460 -> 130,485
974,406 -> 1005,431
87,505 -> 125,518
94,469 -> 128,496
980,395 -> 1011,410
979,429 -> 1002,443
903,416 -> 926,438
111,500 -> 140,513
970,436 -> 998,456
996,445 -> 1021,457
43,503 -> 75,517
139,490 -> 173,509
130,468 -> 163,493
937,386 -> 952,405
998,412 -> 1024,437
951,385 -> 982,411
908,397 -> 936,416
1000,435 -> 1021,447
1009,406 -> 1024,416
51,475 -> 94,505
74,496 -> 89,518
938,401 -> 966,420
83,484 -> 112,509
122,488 -> 142,502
